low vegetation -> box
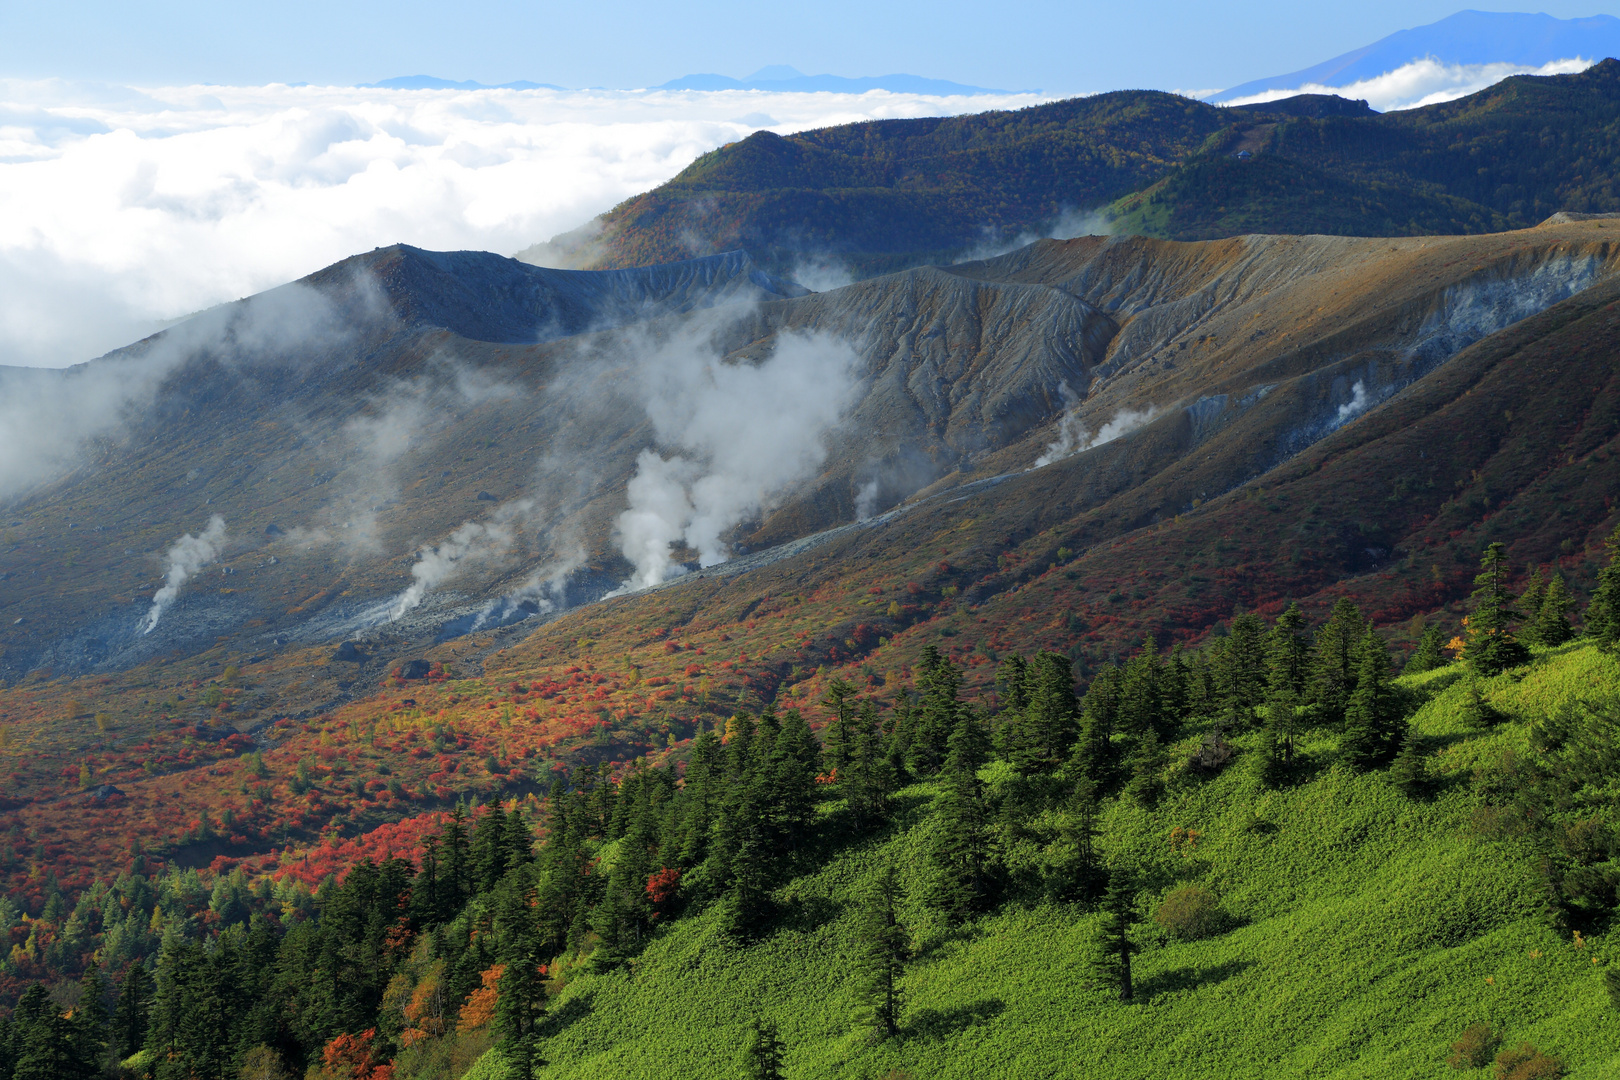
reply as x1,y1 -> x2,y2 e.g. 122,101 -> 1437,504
0,537 -> 1615,1079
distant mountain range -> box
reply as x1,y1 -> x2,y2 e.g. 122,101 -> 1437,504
1211,9 -> 1620,102
364,65 -> 1014,95
652,65 -> 1014,95
365,75 -> 567,91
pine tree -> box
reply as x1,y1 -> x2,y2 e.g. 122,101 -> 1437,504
1532,572 -> 1574,648
1311,598 -> 1366,723
112,963 -> 151,1061
1088,868 -> 1137,1002
1343,629 -> 1400,770
1589,525 -> 1620,651
470,799 -> 510,894
1217,614 -> 1269,718
441,803 -> 473,917
851,863 -> 908,1041
1117,638 -> 1163,741
842,701 -> 896,832
1122,727 -> 1166,808
1060,780 -> 1107,904
1006,651 -> 1079,774
911,650 -> 960,774
495,903 -> 548,1078
12,984 -> 87,1080
737,1018 -> 787,1080
1388,723 -> 1427,798
1260,603 -> 1307,780
1403,625 -> 1447,675
1252,716 -> 1291,789
1068,664 -> 1120,788
1465,542 -> 1529,675
73,960 -> 109,1073
925,709 -> 993,921
820,679 -> 859,776
992,654 -> 1030,757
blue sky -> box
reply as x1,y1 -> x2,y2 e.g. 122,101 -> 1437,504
5,0 -> 1617,93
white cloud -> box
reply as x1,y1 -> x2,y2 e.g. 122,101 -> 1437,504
0,80 -> 1049,369
1219,57 -> 1595,113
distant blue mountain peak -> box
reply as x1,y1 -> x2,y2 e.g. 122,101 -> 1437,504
1211,10 -> 1620,103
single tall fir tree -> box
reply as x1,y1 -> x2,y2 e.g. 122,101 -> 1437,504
1465,542 -> 1529,675
851,863 -> 909,1041
1089,868 -> 1137,1002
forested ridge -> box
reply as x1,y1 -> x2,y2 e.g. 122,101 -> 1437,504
2,532 -> 1618,1079
567,60 -> 1620,277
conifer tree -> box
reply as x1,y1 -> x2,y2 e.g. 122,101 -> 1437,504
851,863 -> 908,1041
495,907 -> 548,1078
820,679 -> 859,776
73,960 -> 109,1073
1532,572 -> 1574,648
1589,525 -> 1620,651
1311,597 -> 1366,723
1459,679 -> 1500,729
911,649 -> 960,774
112,962 -> 151,1061
1465,542 -> 1529,675
1069,664 -> 1120,787
993,654 -> 1030,756
470,799 -> 510,894
1403,625 -> 1447,675
1217,614 -> 1269,719
1006,651 -> 1079,774
1252,716 -> 1291,789
1122,727 -> 1166,808
676,730 -> 725,866
842,701 -> 896,832
1388,723 -> 1427,798
925,709 -> 993,921
1160,643 -> 1191,731
13,983 -> 88,1080
441,804 -> 473,916
1060,780 -> 1107,903
737,1018 -> 787,1080
1343,629 -> 1400,770
1117,638 -> 1163,741
1258,604 -> 1307,781
1088,868 -> 1137,1002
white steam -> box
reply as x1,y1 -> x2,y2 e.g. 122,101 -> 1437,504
140,515 -> 227,634
854,479 -> 883,521
615,329 -> 860,590
1335,380 -> 1371,425
1034,385 -> 1159,469
0,276 -> 375,502
958,206 -> 1117,265
388,500 -> 534,621
1220,56 -> 1595,113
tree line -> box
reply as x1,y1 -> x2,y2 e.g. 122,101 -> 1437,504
1,530 -> 1617,1078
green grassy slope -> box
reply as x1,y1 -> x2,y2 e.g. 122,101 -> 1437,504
478,645 -> 1620,1079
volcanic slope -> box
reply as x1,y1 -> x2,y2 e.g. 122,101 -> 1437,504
533,59 -> 1620,276
2,218 -> 1619,901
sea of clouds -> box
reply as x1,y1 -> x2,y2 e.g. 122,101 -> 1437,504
0,58 -> 1597,371
0,80 -> 1048,369
1218,56 -> 1595,112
